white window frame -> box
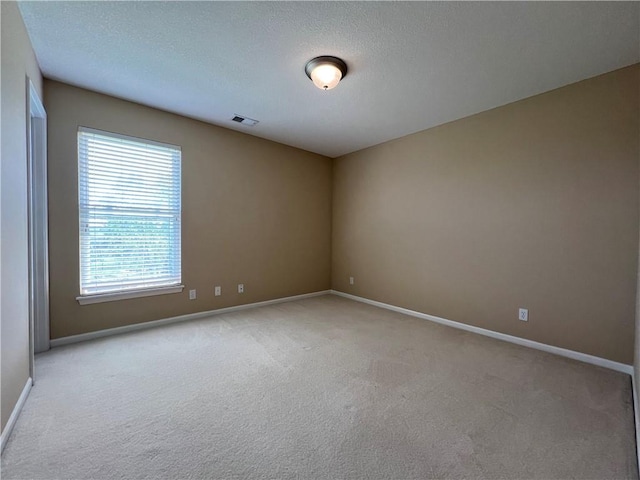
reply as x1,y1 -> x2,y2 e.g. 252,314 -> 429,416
76,127 -> 183,305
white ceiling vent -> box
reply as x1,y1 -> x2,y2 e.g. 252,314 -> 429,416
231,115 -> 259,127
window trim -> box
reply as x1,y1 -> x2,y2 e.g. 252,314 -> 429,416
76,284 -> 184,305
78,126 -> 181,151
76,126 -> 182,304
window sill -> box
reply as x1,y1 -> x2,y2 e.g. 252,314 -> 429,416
76,285 -> 184,305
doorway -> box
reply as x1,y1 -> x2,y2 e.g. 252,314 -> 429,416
26,79 -> 49,381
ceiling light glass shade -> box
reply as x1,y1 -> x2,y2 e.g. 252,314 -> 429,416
305,56 -> 348,90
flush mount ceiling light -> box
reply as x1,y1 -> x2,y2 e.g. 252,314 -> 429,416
305,56 -> 348,91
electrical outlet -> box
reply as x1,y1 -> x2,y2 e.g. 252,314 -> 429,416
349,276 -> 354,285
518,308 -> 528,322
214,286 -> 221,296
238,283 -> 244,294
189,289 -> 196,300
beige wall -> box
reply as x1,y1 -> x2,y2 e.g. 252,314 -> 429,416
45,80 -> 332,339
332,65 -> 639,365
1,1 -> 43,430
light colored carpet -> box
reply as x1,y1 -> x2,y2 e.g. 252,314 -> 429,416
1,295 -> 637,479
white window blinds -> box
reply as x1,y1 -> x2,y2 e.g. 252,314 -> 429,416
78,127 -> 182,296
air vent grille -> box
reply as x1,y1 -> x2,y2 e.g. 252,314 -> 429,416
231,114 -> 259,127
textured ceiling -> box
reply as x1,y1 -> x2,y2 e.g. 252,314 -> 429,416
18,1 -> 640,158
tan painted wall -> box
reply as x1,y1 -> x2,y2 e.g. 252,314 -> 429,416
45,80 -> 332,339
332,65 -> 639,365
1,1 -> 43,431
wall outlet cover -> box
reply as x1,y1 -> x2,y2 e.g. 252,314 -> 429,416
518,308 -> 528,322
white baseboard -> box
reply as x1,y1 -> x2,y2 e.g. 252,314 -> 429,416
52,287 -> 634,375
1,377 -> 32,454
331,290 -> 633,375
50,290 -> 331,348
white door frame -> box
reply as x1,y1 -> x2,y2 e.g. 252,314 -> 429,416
26,78 -> 50,371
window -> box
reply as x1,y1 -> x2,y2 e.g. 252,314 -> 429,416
77,127 -> 182,304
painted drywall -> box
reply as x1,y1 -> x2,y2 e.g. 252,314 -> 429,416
332,65 -> 639,365
45,80 -> 332,339
1,1 -> 43,431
